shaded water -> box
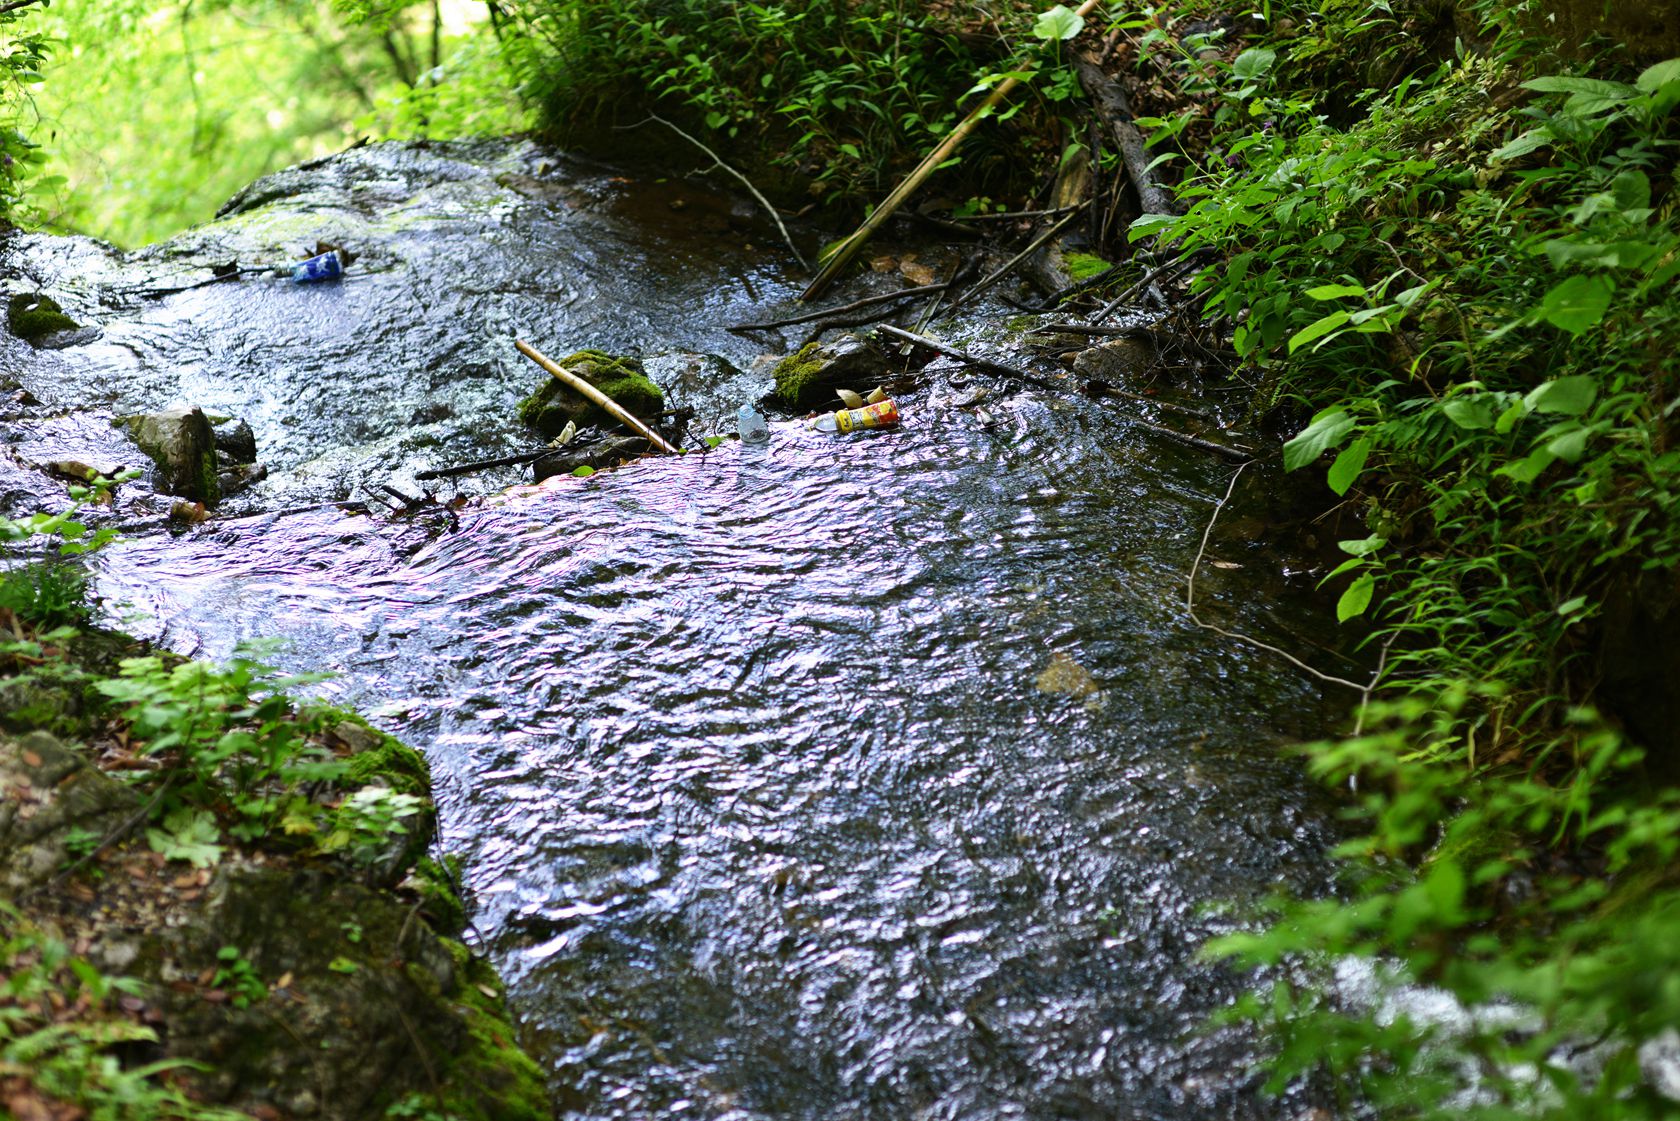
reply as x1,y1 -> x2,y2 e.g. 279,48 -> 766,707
4,140 -> 1345,1119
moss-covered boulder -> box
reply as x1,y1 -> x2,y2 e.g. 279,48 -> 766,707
152,864 -> 549,1121
771,332 -> 888,408
117,406 -> 222,505
7,293 -> 80,343
517,349 -> 663,438
0,731 -> 139,895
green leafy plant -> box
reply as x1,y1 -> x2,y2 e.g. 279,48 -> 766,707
210,945 -> 267,1009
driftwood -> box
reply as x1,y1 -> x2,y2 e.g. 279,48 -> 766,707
947,208 -> 1085,313
514,340 -> 681,454
876,324 -> 1251,462
802,0 -> 1107,301
1070,50 -> 1176,219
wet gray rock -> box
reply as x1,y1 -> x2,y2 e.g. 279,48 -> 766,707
1073,337 -> 1156,382
118,406 -> 221,505
211,416 -> 258,464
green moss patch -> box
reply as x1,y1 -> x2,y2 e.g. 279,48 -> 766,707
1063,252 -> 1111,282
772,342 -> 826,406
517,349 -> 663,438
7,294 -> 80,342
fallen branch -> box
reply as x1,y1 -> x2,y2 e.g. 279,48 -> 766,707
946,207 -> 1085,313
515,340 -> 681,454
729,282 -> 948,332
628,115 -> 808,270
414,449 -> 547,480
877,323 -> 1251,462
1071,49 -> 1176,219
802,0 -> 1106,301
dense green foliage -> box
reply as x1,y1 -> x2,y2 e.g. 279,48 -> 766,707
1128,1 -> 1680,1114
0,0 -> 52,225
19,0 -> 524,246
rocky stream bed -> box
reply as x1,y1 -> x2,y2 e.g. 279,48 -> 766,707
1,138 -> 1359,1120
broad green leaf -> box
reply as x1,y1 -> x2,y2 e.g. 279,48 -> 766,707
1611,169 -> 1652,211
1442,397 -> 1495,429
1491,128 -> 1551,161
571,465 -> 596,478
1556,595 -> 1589,616
1637,58 -> 1680,92
1495,399 -> 1529,435
1327,438 -> 1372,496
1537,274 -> 1614,335
1032,5 -> 1084,40
1521,76 -> 1636,98
1524,375 -> 1598,416
1287,310 -> 1351,354
1232,48 -> 1277,80
1127,212 -> 1178,240
1305,283 -> 1367,301
1282,409 -> 1355,471
1496,446 -> 1558,485
1546,425 -> 1590,462
1336,534 -> 1387,557
1336,573 -> 1375,622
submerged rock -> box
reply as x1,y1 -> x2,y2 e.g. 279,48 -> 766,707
1073,336 -> 1156,381
516,350 -> 663,438
117,406 -> 221,505
771,331 -> 888,408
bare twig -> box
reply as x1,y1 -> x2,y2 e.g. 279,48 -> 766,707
949,204 -> 1081,223
947,208 -> 1085,312
1185,464 -> 1369,691
0,0 -> 48,15
414,450 -> 546,480
628,115 -> 808,270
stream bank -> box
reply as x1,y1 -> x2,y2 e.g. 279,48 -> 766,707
0,617 -> 550,1119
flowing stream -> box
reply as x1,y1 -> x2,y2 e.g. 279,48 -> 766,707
2,139 -> 1347,1120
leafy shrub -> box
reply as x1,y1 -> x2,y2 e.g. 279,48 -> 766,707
1128,0 -> 1680,1113
491,0 -> 1056,201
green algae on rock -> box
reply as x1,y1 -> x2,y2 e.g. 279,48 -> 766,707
6,293 -> 80,342
517,349 -> 663,438
770,332 -> 888,408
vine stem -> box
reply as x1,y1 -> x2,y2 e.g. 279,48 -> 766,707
1185,462 -> 1380,696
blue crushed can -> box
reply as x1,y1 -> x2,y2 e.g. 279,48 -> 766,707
290,250 -> 343,284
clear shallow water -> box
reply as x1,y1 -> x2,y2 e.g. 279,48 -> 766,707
5,139 -> 1343,1119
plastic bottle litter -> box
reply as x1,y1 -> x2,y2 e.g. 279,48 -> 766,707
289,250 -> 343,284
737,403 -> 770,444
811,398 -> 900,434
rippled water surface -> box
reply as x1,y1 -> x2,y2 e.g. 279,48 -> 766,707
4,140 -> 1345,1120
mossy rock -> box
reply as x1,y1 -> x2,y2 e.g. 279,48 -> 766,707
517,349 -> 663,438
117,407 -> 221,505
7,293 -> 80,343
155,865 -> 552,1121
771,332 -> 887,408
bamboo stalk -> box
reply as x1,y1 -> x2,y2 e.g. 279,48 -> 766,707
514,340 -> 681,455
801,0 -> 1106,302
